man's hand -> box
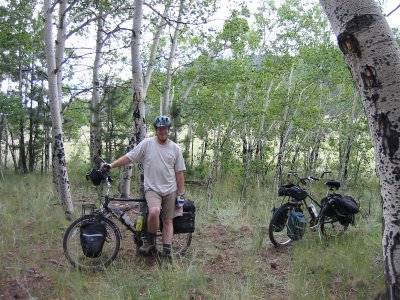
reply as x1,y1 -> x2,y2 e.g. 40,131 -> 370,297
100,162 -> 112,172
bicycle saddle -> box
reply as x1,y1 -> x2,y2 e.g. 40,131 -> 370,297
325,179 -> 341,189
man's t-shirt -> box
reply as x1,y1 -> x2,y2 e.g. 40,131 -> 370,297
125,137 -> 186,195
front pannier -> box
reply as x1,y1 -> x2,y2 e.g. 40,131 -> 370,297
173,199 -> 196,234
278,184 -> 307,201
80,221 -> 107,258
287,211 -> 308,240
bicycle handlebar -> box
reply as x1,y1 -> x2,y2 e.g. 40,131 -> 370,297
288,170 -> 332,184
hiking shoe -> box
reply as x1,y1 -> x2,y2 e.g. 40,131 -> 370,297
138,241 -> 156,255
138,233 -> 156,255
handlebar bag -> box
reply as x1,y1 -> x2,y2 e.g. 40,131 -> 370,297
287,211 -> 308,240
86,169 -> 107,186
172,199 -> 196,234
80,221 -> 107,258
278,184 -> 307,201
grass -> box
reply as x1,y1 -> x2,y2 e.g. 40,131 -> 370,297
0,169 -> 385,299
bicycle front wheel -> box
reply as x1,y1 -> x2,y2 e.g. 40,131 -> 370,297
319,205 -> 348,238
63,214 -> 121,270
268,203 -> 293,247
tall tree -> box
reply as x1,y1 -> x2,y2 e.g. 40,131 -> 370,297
319,0 -> 400,297
90,9 -> 105,166
119,0 -> 148,198
43,0 -> 73,216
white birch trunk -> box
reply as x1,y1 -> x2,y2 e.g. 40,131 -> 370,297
120,0 -> 148,197
143,4 -> 170,98
161,0 -> 184,115
55,0 -> 66,114
44,0 -> 73,217
320,1 -> 400,297
90,11 -> 104,166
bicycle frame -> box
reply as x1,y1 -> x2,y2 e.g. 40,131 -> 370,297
97,177 -> 147,235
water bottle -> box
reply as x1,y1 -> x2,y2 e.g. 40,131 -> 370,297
121,213 -> 135,228
309,202 -> 318,217
176,195 -> 185,208
136,211 -> 145,232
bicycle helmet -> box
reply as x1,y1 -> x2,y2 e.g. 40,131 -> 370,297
153,115 -> 172,128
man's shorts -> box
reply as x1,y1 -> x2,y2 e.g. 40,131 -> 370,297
145,190 -> 177,220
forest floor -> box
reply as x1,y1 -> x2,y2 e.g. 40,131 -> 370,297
1,219 -> 290,299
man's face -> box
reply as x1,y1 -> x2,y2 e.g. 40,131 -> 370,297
156,126 -> 169,143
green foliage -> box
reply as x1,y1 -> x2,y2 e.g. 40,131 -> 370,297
63,99 -> 90,141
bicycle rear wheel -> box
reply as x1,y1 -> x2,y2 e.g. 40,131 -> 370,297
268,203 -> 293,247
63,214 -> 120,270
156,232 -> 192,256
319,205 -> 348,238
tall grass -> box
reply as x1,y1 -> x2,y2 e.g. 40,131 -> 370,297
0,169 -> 384,299
287,184 -> 384,300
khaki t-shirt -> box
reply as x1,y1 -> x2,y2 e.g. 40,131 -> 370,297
125,137 -> 186,195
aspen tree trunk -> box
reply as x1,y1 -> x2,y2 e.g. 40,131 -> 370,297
90,11 -> 104,166
307,128 -> 324,175
339,92 -> 358,182
44,0 -> 73,217
182,77 -> 199,162
143,3 -> 170,98
18,62 -> 27,173
256,80 -> 274,161
55,0 -> 66,112
161,0 -> 184,115
120,0 -> 147,198
0,114 -> 5,180
120,0 -> 169,196
320,1 -> 400,297
275,67 -> 295,187
7,125 -> 18,171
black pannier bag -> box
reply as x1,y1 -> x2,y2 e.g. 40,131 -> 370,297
329,194 -> 359,215
323,194 -> 359,225
271,206 -> 289,232
278,184 -> 307,201
80,221 -> 107,258
173,199 -> 196,234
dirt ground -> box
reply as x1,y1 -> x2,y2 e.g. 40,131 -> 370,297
0,220 -> 289,300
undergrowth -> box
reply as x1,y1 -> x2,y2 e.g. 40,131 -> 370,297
0,168 -> 384,299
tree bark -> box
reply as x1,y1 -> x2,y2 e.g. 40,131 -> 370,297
320,1 -> 400,297
90,10 -> 105,166
0,114 -> 5,180
18,62 -> 27,173
143,3 -> 170,98
120,0 -> 148,198
44,0 -> 73,217
161,0 -> 184,115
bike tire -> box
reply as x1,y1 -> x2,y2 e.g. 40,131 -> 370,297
156,232 -> 192,256
63,214 -> 121,270
268,203 -> 293,247
319,205 -> 348,238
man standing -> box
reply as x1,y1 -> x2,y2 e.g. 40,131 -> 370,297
101,116 -> 186,260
